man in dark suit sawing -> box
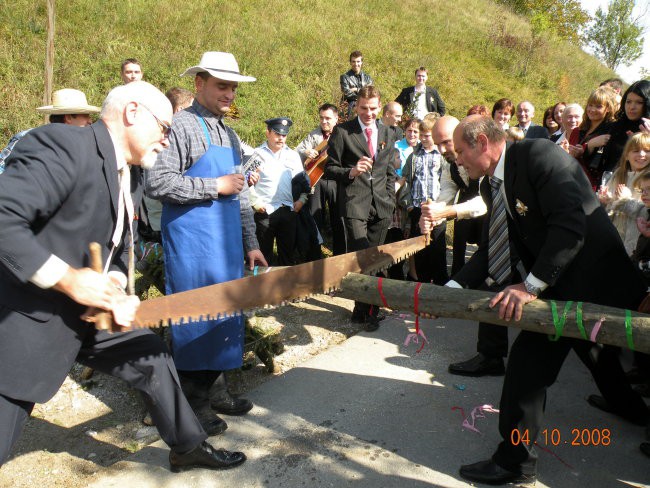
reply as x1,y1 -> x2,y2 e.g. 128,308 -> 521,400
325,85 -> 398,330
421,115 -> 648,484
0,81 -> 246,472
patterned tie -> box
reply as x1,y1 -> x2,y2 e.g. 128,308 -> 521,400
488,176 -> 511,284
365,127 -> 375,159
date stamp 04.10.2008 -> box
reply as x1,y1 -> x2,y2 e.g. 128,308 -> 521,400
511,428 -> 611,447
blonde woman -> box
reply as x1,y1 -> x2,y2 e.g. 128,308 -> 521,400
598,133 -> 650,254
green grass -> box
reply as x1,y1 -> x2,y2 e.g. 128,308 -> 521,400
1,0 -> 615,147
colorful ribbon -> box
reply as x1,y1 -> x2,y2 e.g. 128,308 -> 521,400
377,277 -> 389,308
625,309 -> 635,351
575,302 -> 587,340
549,300 -> 572,341
451,404 -> 499,434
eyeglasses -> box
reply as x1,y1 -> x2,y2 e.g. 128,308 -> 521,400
640,188 -> 650,196
140,104 -> 172,137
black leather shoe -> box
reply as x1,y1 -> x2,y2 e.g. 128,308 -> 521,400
200,415 -> 228,436
459,459 -> 536,485
211,395 -> 254,416
169,441 -> 246,472
586,394 -> 648,426
448,353 -> 505,377
364,311 -> 386,332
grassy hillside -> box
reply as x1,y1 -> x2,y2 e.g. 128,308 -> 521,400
1,0 -> 616,146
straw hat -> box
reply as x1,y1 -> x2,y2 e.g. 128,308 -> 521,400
36,89 -> 100,114
180,52 -> 256,82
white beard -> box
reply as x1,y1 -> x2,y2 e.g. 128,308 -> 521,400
140,151 -> 158,170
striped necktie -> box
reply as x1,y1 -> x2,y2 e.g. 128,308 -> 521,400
488,176 -> 511,284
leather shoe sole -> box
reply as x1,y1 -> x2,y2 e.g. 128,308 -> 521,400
448,354 -> 505,377
170,441 -> 246,472
211,397 -> 254,416
459,459 -> 536,485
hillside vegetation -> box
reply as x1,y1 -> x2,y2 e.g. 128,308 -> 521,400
1,0 -> 616,146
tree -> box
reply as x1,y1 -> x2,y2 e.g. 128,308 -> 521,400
586,0 -> 645,70
497,0 -> 590,44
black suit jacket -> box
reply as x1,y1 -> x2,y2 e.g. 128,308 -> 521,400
453,139 -> 645,309
324,118 -> 398,220
0,121 -> 127,403
395,86 -> 446,115
519,122 -> 549,140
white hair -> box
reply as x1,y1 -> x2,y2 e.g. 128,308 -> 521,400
563,103 -> 584,116
100,81 -> 171,120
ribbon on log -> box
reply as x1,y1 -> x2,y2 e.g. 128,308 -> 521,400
338,273 -> 650,354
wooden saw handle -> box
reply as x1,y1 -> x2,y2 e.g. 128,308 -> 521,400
89,242 -> 112,331
424,198 -> 432,246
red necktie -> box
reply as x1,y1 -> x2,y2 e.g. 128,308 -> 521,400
365,127 -> 375,159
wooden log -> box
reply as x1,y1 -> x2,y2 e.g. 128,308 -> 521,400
338,273 -> 650,354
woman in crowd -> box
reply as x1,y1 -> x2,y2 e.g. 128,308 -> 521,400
467,104 -> 489,116
543,105 -> 559,137
549,101 -> 566,142
491,98 -> 513,130
568,87 -> 617,189
598,132 -> 650,255
601,80 -> 650,174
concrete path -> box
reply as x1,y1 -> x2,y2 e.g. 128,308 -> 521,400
86,313 -> 649,488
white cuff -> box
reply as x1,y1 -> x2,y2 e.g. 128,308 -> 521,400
445,280 -> 463,289
108,271 -> 127,290
526,273 -> 548,292
29,255 -> 70,289
453,196 -> 487,220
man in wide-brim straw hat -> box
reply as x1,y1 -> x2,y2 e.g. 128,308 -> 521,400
1,88 -> 100,174
36,88 -> 100,126
145,52 -> 267,436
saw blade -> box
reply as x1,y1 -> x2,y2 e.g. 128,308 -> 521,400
133,235 -> 426,328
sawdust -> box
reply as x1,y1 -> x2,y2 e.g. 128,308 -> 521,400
0,292 -> 363,488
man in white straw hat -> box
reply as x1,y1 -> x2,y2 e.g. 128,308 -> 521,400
1,89 -> 99,174
0,80 -> 247,472
145,52 -> 267,436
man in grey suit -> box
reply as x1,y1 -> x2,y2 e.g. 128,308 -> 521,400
0,81 -> 246,472
325,85 -> 398,330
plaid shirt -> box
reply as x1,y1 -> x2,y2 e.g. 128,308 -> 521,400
144,100 -> 259,252
0,129 -> 32,175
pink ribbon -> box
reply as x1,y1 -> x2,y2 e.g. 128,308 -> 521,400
404,328 -> 429,353
452,404 -> 499,434
590,317 -> 605,342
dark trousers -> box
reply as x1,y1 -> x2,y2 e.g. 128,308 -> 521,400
310,178 -> 346,256
477,281 -> 511,358
408,207 -> 449,285
0,328 -> 206,465
492,331 -> 649,473
344,206 -> 390,317
451,216 -> 483,275
384,227 -> 406,280
255,206 -> 297,266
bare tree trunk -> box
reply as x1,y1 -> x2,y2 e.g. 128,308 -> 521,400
44,0 -> 55,124
338,274 -> 650,354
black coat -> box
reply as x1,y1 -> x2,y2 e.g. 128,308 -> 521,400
324,119 -> 398,220
0,121 -> 127,403
395,86 -> 446,116
453,139 -> 645,309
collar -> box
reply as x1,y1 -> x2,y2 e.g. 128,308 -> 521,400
106,126 -> 127,172
261,141 -> 287,158
518,122 -> 532,130
357,117 -> 377,132
191,99 -> 225,128
492,145 -> 506,181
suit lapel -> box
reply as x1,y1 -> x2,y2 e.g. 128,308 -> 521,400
351,118 -> 370,158
503,142 -> 522,236
91,121 -> 120,218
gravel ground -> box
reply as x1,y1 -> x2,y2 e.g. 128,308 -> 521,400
0,292 -> 365,488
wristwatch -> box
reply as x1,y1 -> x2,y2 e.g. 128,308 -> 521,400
524,279 -> 541,297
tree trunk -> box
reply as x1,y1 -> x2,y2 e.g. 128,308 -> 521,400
338,274 -> 650,354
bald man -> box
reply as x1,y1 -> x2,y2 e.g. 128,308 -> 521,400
0,81 -> 246,472
380,101 -> 404,139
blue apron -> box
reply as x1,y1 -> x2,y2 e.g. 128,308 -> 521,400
162,115 -> 244,371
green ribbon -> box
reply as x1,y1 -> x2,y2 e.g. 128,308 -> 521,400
575,302 -> 587,340
550,300 -> 573,341
625,309 -> 635,351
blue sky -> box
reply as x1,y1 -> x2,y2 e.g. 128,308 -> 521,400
582,0 -> 649,83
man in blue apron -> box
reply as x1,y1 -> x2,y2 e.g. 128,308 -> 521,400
145,52 -> 267,436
